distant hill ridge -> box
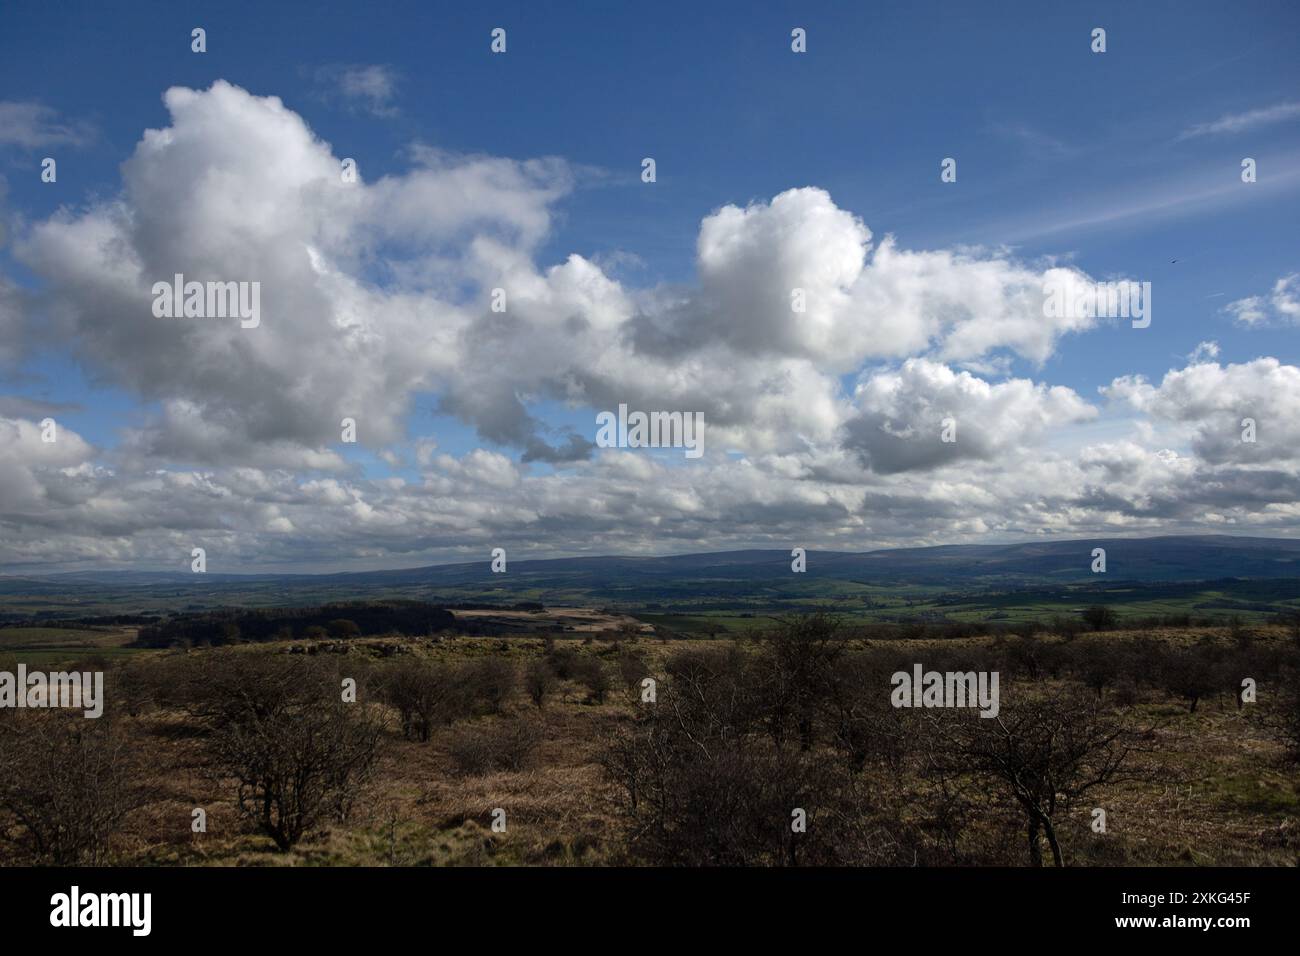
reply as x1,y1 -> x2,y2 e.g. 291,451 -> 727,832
5,534 -> 1299,588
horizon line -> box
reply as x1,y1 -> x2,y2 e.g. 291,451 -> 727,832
3,531 -> 1294,580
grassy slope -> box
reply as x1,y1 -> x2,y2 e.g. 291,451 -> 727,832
0,626 -> 146,667
78,626 -> 1300,868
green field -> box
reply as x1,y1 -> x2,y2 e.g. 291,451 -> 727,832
0,626 -> 145,667
2,552 -> 1298,634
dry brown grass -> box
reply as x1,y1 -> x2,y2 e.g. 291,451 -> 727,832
9,626 -> 1295,867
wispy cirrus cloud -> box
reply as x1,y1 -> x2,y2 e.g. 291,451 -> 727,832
0,101 -> 95,149
310,64 -> 399,117
1178,101 -> 1300,140
987,121 -> 1076,158
995,155 -> 1300,242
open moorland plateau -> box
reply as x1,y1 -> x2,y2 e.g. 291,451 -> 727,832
1,535 -> 1297,869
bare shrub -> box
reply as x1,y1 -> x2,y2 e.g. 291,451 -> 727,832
1113,677 -> 1140,707
1072,639 -> 1122,700
383,658 -> 466,740
601,690 -> 833,865
1264,665 -> 1300,762
753,613 -> 844,751
614,649 -> 648,694
1049,615 -> 1081,641
112,658 -> 157,717
571,656 -> 611,704
603,615 -> 1037,866
663,644 -> 762,733
0,712 -> 142,864
446,718 -> 541,775
195,655 -> 384,851
545,645 -> 579,680
1082,605 -> 1117,631
997,635 -> 1042,680
823,650 -> 911,772
1161,646 -> 1217,713
523,658 -> 556,709
462,657 -> 516,714
926,691 -> 1144,867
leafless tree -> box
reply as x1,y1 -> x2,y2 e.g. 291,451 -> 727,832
752,613 -> 844,751
1161,646 -> 1217,713
195,656 -> 384,851
0,712 -> 142,864
383,659 -> 464,740
523,657 -> 556,709
927,691 -> 1144,866
572,656 -> 611,704
461,657 -> 516,714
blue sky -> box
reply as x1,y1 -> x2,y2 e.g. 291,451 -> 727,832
1,1 -> 1298,570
